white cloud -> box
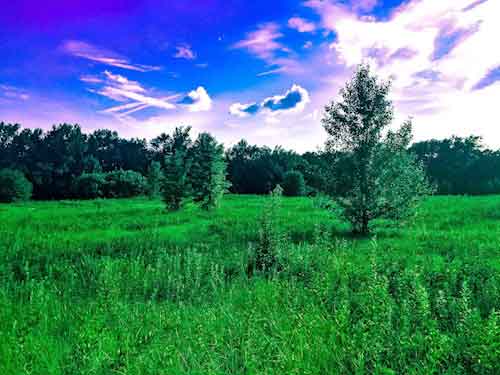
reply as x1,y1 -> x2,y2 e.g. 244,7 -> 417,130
229,84 -> 311,119
305,0 -> 500,146
229,102 -> 260,117
179,86 -> 212,112
288,17 -> 316,33
261,84 -> 311,115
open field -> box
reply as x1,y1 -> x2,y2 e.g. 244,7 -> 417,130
1,195 -> 499,374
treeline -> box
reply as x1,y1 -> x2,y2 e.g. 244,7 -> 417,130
1,121 -> 500,200
410,136 -> 500,195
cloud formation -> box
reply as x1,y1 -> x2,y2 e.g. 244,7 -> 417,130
62,40 -> 161,72
472,66 -> 500,91
288,17 -> 316,32
174,44 -> 196,60
178,86 -> 212,112
0,85 -> 29,101
262,84 -> 310,114
229,84 -> 310,117
229,102 -> 261,117
232,23 -> 286,61
232,23 -> 303,75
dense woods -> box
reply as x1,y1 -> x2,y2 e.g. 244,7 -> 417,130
1,121 -> 500,201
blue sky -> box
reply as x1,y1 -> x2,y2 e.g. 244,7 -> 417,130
1,0 -> 499,152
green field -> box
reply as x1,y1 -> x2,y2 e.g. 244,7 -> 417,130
1,195 -> 499,374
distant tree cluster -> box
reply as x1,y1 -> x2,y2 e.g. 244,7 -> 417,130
160,127 -> 228,211
410,136 -> 500,195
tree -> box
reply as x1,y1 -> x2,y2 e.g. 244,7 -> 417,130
146,161 -> 163,199
161,127 -> 192,211
322,64 -> 432,234
190,132 -> 228,210
282,170 -> 306,196
0,169 -> 32,202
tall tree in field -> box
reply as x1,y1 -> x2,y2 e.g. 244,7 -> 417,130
190,132 -> 228,210
322,64 -> 432,234
161,127 -> 192,211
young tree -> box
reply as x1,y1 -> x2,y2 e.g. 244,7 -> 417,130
146,161 -> 163,199
322,64 -> 432,234
161,127 -> 192,211
190,132 -> 228,210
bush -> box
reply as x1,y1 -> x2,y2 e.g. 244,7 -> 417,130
282,170 -> 306,197
73,173 -> 106,199
104,170 -> 147,198
146,161 -> 163,199
0,169 -> 32,202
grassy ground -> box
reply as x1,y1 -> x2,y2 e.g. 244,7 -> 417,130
0,195 -> 499,374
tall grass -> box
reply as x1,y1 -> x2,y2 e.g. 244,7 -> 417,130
0,195 -> 499,374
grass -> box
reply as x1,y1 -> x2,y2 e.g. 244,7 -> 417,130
0,194 -> 499,374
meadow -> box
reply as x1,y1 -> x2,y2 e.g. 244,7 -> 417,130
0,194 -> 499,374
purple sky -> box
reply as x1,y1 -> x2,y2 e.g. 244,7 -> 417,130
1,0 -> 499,152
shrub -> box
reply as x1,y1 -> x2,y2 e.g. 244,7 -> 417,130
282,170 -> 306,196
104,170 -> 147,198
0,169 -> 32,202
254,185 -> 284,274
73,173 -> 106,199
146,161 -> 163,199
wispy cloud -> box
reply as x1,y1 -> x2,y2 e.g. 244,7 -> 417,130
256,67 -> 287,77
0,85 -> 29,101
174,44 -> 196,60
232,23 -> 287,62
82,70 -> 213,119
62,40 -> 161,72
472,65 -> 500,90
232,23 -> 304,75
288,17 -> 316,33
432,22 -> 480,61
79,75 -> 103,84
83,71 -> 177,117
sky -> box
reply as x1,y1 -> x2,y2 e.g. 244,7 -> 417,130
1,0 -> 499,152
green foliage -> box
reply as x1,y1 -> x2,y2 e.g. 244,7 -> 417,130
161,127 -> 192,211
254,185 -> 284,274
410,136 -> 500,195
191,132 -> 228,210
72,172 -> 106,199
104,170 -> 147,198
282,170 -> 306,196
146,161 -> 163,199
0,195 -> 499,374
0,169 -> 32,202
226,139 -> 306,194
323,64 -> 433,234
